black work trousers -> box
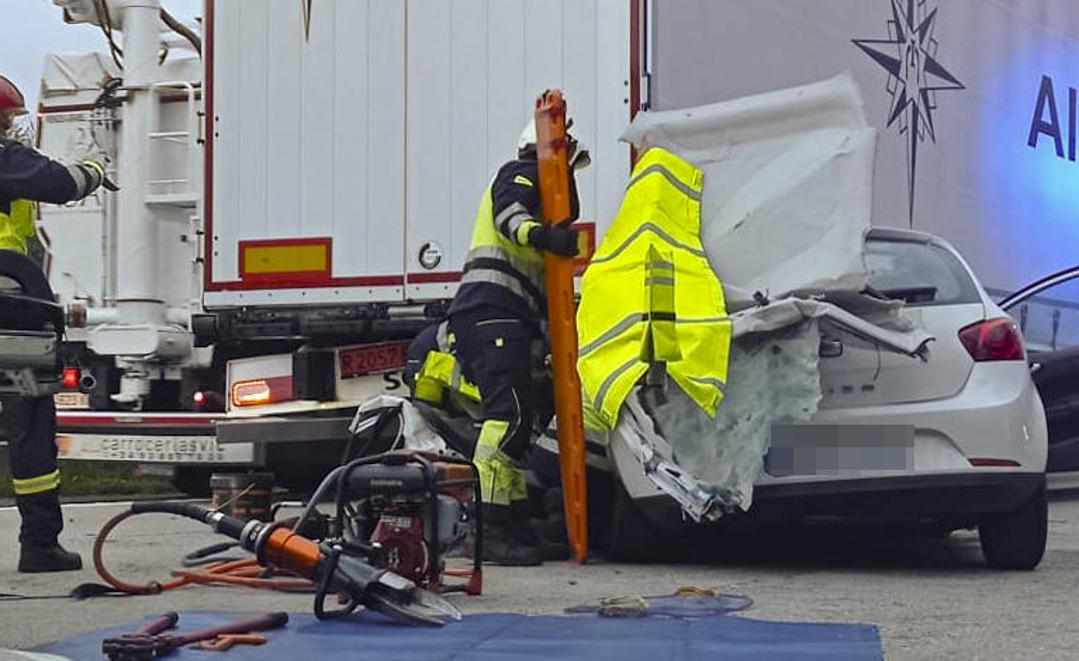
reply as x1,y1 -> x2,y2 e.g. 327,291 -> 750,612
1,394 -> 63,547
449,309 -> 541,465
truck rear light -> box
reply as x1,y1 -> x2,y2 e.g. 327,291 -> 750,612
192,390 -> 225,412
62,367 -> 79,390
958,318 -> 1024,362
232,380 -> 270,406
231,376 -> 293,407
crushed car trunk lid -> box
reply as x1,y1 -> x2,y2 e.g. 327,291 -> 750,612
818,303 -> 981,408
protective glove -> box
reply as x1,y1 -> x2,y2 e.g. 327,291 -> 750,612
528,223 -> 579,257
81,159 -> 119,191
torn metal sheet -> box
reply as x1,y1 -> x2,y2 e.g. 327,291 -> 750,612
611,292 -> 938,520
732,298 -> 934,357
616,315 -> 826,519
622,73 -> 877,306
618,392 -> 729,522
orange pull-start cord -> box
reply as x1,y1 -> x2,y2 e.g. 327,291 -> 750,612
535,90 -> 588,563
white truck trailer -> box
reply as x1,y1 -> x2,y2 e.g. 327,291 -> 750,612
41,0 -> 632,489
40,0 -> 1079,489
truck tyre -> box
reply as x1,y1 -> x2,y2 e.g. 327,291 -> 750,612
979,485 -> 1047,570
608,479 -> 665,563
172,467 -> 212,498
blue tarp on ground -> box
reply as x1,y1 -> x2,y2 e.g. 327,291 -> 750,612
38,610 -> 883,660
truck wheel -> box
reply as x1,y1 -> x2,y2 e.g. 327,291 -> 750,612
172,467 -> 212,498
979,485 -> 1047,570
608,479 -> 665,563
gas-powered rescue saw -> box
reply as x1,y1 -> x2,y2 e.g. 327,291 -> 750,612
92,450 -> 480,627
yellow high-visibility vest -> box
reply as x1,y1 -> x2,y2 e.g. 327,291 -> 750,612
0,199 -> 37,254
577,147 -> 731,428
458,183 -> 547,315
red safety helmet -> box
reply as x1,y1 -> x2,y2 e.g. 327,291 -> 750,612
0,75 -> 28,116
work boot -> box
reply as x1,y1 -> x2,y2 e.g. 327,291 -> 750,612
18,543 -> 83,573
479,522 -> 543,566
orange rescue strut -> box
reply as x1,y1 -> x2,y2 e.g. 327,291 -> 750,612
535,90 -> 588,563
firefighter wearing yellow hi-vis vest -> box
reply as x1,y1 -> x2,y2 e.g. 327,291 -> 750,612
412,118 -> 589,566
0,75 -> 113,573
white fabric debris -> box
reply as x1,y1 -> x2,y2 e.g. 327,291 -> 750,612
350,395 -> 447,454
622,73 -> 877,306
643,321 -> 823,513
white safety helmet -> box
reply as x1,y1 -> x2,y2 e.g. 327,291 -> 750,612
516,116 -> 591,170
517,118 -> 538,154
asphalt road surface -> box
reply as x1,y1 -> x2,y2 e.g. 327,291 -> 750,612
2,495 -> 1078,659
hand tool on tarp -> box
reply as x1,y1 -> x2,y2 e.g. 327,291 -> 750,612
101,611 -> 286,660
196,633 -> 269,651
535,89 -> 589,563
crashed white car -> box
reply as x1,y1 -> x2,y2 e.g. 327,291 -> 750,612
610,227 -> 1049,569
599,75 -> 1048,570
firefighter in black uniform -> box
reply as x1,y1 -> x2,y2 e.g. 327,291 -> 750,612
442,117 -> 589,565
0,75 -> 111,572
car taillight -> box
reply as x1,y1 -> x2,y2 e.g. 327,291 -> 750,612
61,367 -> 79,390
230,376 -> 292,408
958,318 -> 1025,362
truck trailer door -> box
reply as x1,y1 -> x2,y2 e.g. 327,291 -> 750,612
402,0 -> 632,301
205,0 -> 407,307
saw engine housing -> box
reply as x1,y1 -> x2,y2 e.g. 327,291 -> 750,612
337,452 -> 482,594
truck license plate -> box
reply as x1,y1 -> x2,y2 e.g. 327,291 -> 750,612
338,342 -> 409,379
54,392 -> 90,409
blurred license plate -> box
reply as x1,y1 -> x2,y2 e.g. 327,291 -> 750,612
765,424 -> 914,477
54,392 -> 90,409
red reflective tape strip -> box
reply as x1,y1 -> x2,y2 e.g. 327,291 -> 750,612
57,415 -> 222,426
574,222 -> 597,276
204,0 -> 217,291
407,272 -> 463,284
210,274 -> 405,291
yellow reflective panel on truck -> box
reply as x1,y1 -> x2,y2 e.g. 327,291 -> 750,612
239,237 -> 332,281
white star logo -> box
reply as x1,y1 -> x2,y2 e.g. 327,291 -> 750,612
854,0 -> 964,226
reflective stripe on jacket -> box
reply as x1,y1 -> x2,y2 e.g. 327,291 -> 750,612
1,137 -> 105,254
0,198 -> 36,254
577,147 -> 731,428
457,182 -> 547,316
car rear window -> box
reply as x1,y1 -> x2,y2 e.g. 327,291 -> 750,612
865,237 -> 981,306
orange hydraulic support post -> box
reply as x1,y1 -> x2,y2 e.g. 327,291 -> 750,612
534,90 -> 588,563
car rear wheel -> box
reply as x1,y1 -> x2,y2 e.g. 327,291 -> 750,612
608,479 -> 666,562
978,485 -> 1047,570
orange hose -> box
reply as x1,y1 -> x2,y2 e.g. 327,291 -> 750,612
93,509 -> 314,595
168,568 -> 313,591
